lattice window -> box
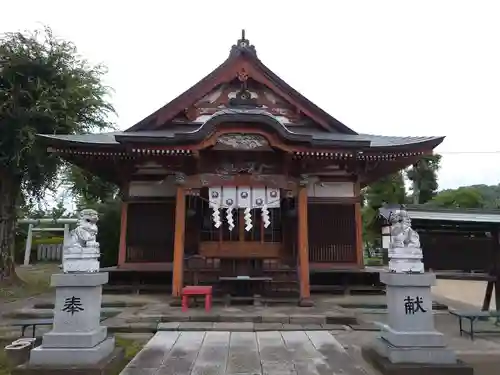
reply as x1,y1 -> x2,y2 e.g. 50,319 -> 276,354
308,203 -> 356,263
126,201 -> 175,262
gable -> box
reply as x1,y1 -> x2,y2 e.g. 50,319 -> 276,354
126,32 -> 356,135
168,79 -> 326,132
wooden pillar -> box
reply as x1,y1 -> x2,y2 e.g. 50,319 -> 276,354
354,182 -> 363,267
117,201 -> 129,266
494,226 -> 500,312
172,186 -> 187,297
297,185 -> 312,306
482,225 -> 500,311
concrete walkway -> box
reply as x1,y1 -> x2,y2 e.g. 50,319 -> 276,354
432,279 -> 497,310
120,331 -> 373,375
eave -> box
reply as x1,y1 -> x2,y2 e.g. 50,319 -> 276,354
406,206 -> 500,224
117,110 -> 368,148
39,130 -> 443,166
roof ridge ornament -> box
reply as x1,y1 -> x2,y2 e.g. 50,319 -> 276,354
230,29 -> 257,56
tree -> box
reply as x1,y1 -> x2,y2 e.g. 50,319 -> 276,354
0,27 -> 114,281
60,164 -> 121,266
61,164 -> 118,209
427,187 -> 485,209
406,154 -> 442,204
363,172 -> 407,246
364,172 -> 407,209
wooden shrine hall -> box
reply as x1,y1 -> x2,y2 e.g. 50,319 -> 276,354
39,31 -> 444,305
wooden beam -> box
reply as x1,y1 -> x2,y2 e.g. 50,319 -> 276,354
182,173 -> 298,190
117,201 -> 129,266
354,182 -> 364,268
172,186 -> 187,297
297,186 -> 312,306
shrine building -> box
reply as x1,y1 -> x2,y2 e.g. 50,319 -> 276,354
39,32 -> 444,305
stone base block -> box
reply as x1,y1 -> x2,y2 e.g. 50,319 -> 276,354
362,346 -> 473,375
51,272 -> 108,287
381,325 -> 446,347
373,337 -> 457,364
42,326 -> 107,348
298,298 -> 314,307
13,347 -> 124,375
380,271 -> 436,287
388,260 -> 424,274
29,337 -> 115,366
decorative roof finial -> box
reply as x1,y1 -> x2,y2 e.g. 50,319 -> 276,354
230,29 -> 257,56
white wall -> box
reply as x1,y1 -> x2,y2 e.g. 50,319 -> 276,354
307,182 -> 354,198
128,180 -> 176,197
129,180 -> 356,198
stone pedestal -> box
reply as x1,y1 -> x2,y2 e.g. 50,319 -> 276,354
29,272 -> 114,366
373,272 -> 457,365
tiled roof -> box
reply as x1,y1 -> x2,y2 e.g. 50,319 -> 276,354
38,130 -> 443,149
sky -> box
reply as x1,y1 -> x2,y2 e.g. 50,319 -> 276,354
3,0 -> 500,191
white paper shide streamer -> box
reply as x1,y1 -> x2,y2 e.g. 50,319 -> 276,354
208,187 -> 222,228
223,188 -> 237,231
261,204 -> 270,228
209,186 -> 280,231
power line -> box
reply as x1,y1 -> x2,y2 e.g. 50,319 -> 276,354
437,151 -> 500,155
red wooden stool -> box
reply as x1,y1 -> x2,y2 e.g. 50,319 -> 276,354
181,286 -> 212,312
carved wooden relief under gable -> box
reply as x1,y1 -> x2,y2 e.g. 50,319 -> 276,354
178,79 -> 310,125
212,133 -> 272,151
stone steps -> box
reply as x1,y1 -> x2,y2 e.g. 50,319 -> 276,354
2,308 -> 122,320
31,301 -> 145,309
156,322 -> 350,332
124,311 -> 359,325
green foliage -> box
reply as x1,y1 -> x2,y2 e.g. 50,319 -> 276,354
406,154 -> 442,204
96,199 -> 121,267
362,206 -> 380,246
0,26 -> 114,197
428,186 -> 485,208
362,172 -> 407,247
32,236 -> 64,245
0,26 -> 114,278
364,172 -> 407,209
77,198 -> 121,267
466,184 -> 500,208
62,164 -> 118,209
61,163 -> 121,266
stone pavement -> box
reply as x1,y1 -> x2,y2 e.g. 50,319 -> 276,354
120,330 -> 373,375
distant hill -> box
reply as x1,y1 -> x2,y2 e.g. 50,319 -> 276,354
467,184 -> 500,208
436,184 -> 500,208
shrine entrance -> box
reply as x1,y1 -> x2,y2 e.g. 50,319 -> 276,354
40,32 -> 445,306
184,185 -> 300,302
200,186 -> 281,254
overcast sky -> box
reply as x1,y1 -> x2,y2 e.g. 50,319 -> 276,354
3,0 -> 500,190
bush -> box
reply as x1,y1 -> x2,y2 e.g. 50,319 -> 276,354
32,236 -> 64,245
95,199 -> 121,267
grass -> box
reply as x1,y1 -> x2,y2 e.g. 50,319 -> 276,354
115,336 -> 146,361
112,335 -> 148,375
363,257 -> 384,266
0,336 -> 147,375
0,264 -> 148,374
0,263 -> 58,303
